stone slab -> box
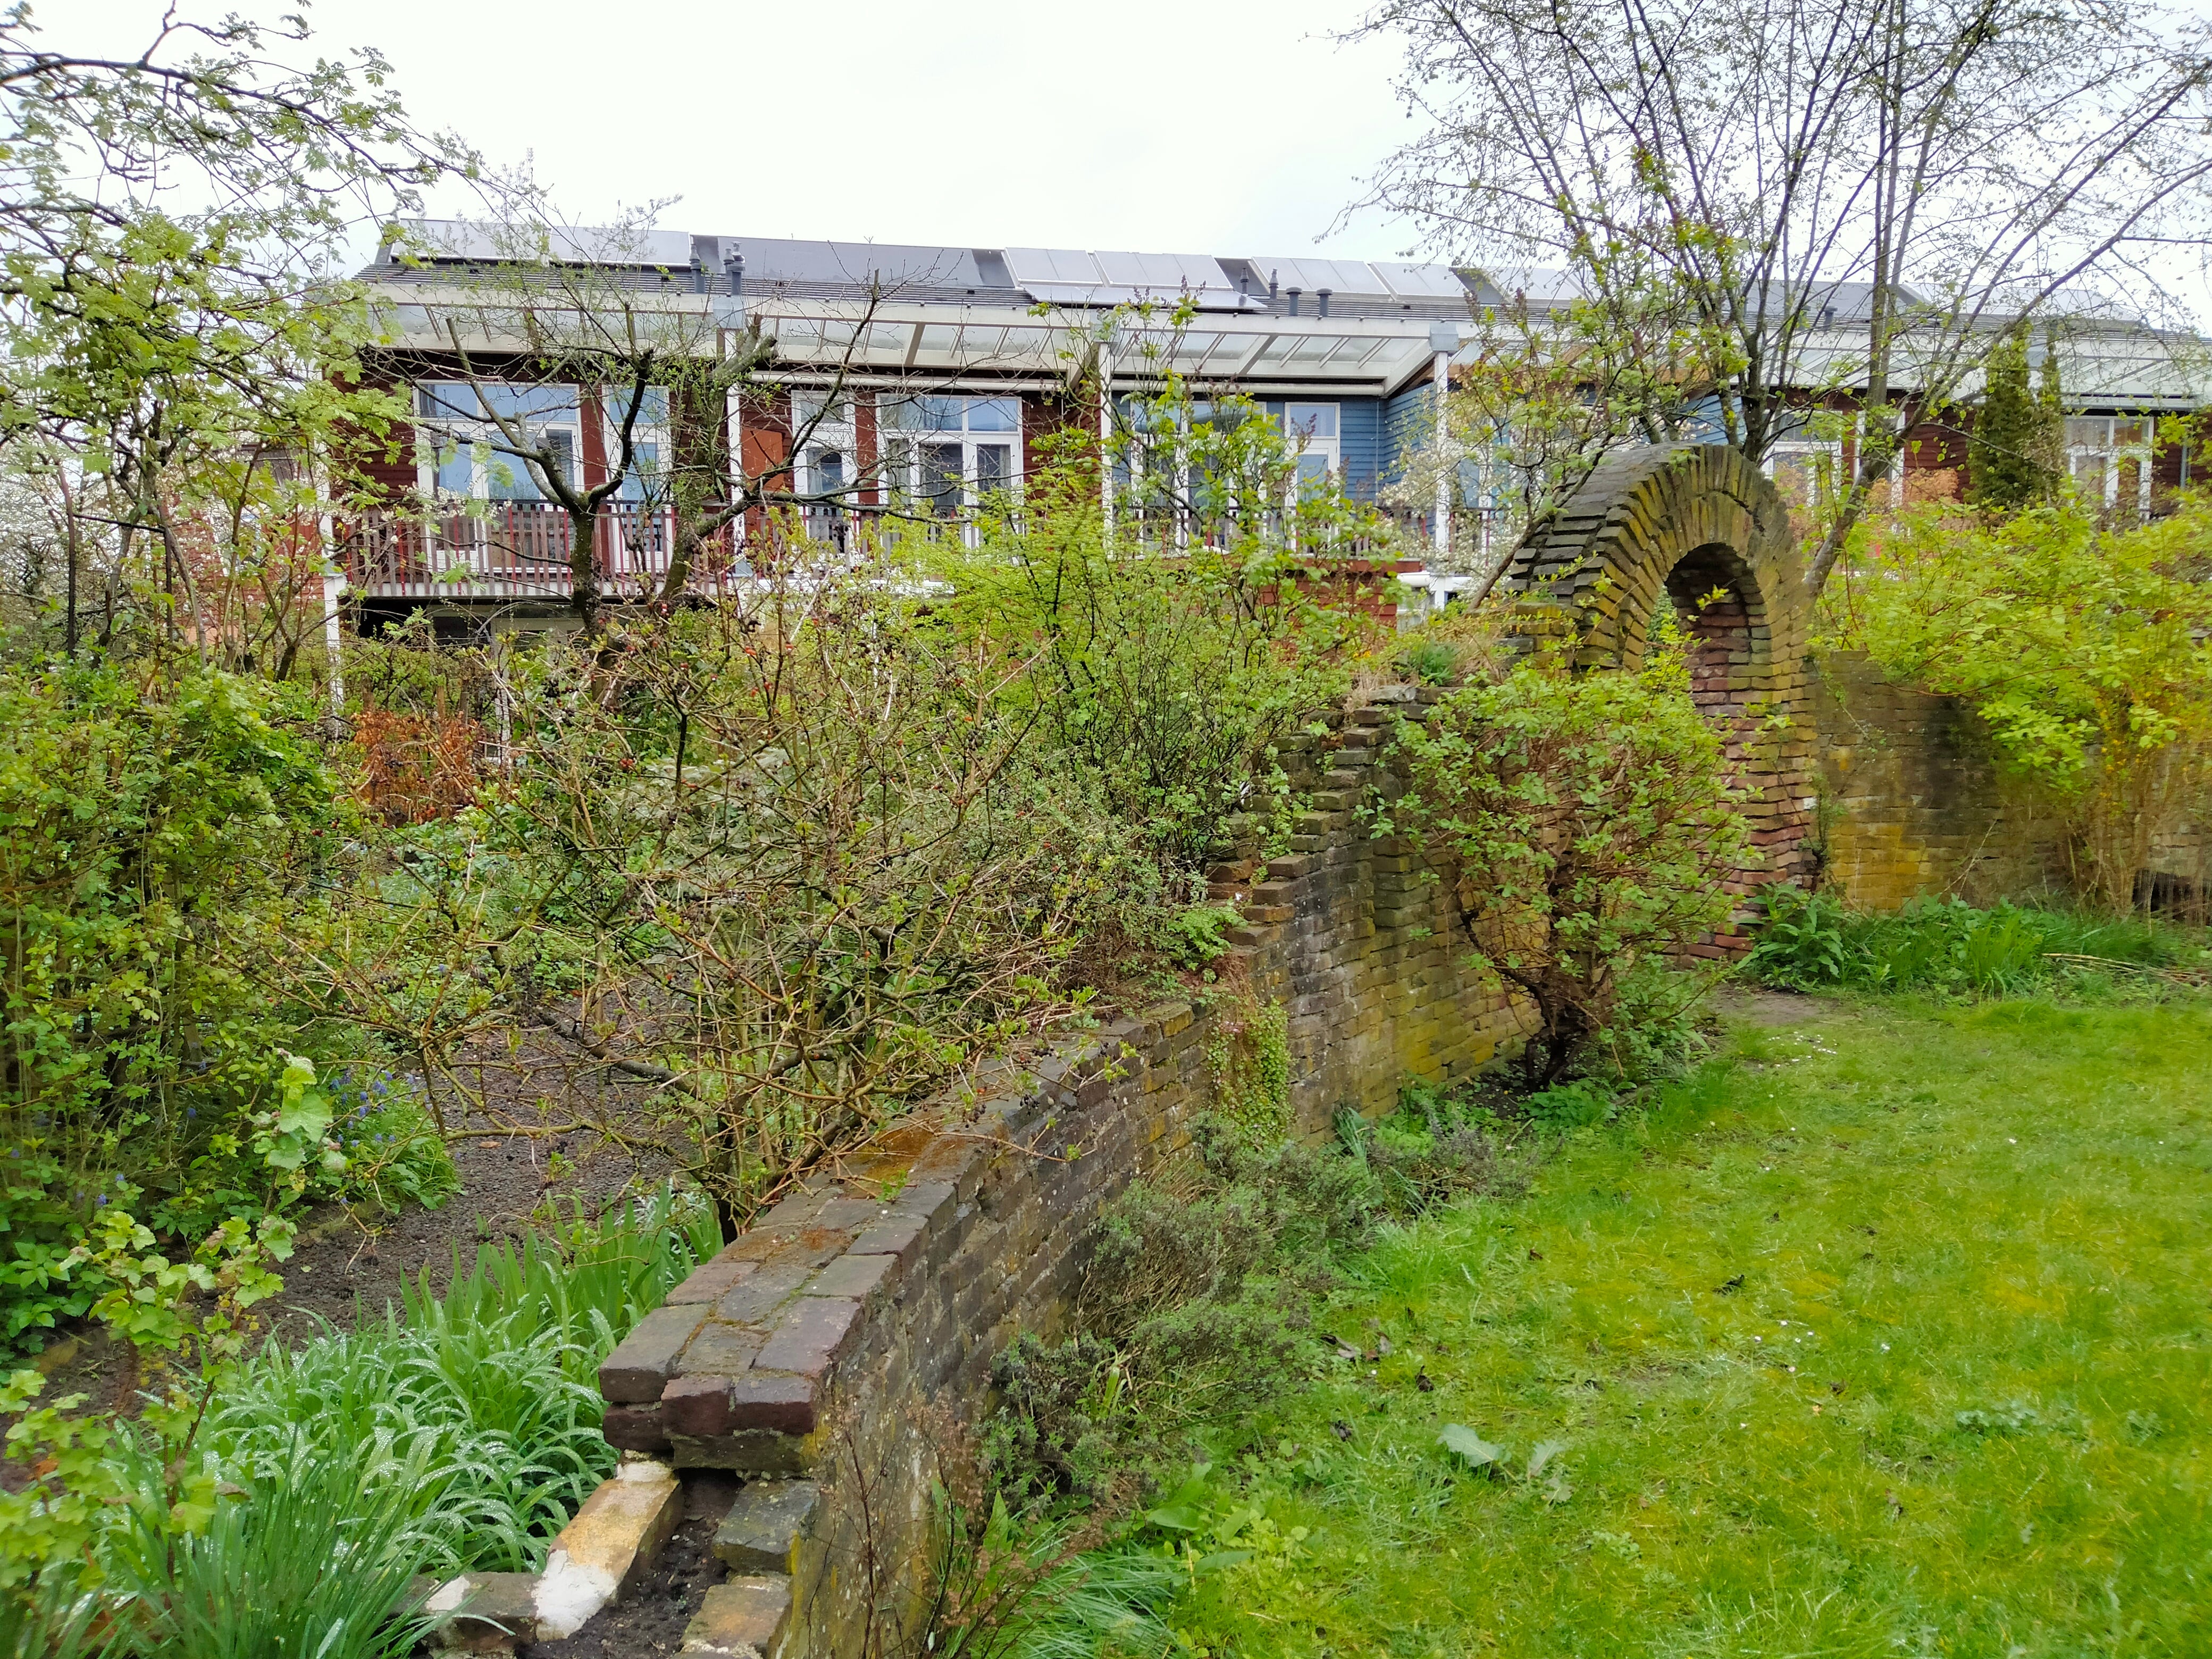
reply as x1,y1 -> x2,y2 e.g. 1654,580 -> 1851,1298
539,1460 -> 683,1632
682,1576 -> 794,1658
711,1479 -> 820,1575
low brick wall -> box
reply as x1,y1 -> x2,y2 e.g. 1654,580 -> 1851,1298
592,701 -> 1529,1656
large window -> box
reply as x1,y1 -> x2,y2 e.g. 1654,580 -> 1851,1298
1279,402 -> 1342,496
792,392 -> 856,502
878,395 -> 1022,517
605,387 -> 671,502
415,380 -> 670,502
2064,415 -> 2153,517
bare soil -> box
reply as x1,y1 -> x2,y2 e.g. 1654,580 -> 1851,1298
519,1502 -> 733,1659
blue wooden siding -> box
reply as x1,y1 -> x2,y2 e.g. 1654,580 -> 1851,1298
1340,397 -> 1381,499
1383,384 -> 1436,489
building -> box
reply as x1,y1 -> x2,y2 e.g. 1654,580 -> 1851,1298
341,220 -> 2205,629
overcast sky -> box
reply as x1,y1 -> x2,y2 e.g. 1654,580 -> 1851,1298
66,0 -> 1430,265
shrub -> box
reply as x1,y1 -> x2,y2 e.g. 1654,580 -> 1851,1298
1385,656 -> 1750,1085
981,1333 -> 1124,1506
1825,495 -> 2212,912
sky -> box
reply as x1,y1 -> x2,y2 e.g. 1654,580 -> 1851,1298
62,0 -> 1434,266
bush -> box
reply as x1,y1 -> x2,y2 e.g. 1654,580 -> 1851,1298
1825,495 -> 2212,911
1385,656 -> 1750,1085
0,666 -> 354,1351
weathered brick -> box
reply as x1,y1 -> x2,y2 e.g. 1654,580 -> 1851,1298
665,1257 -> 758,1306
661,1371 -> 737,1437
808,1252 -> 895,1301
845,1211 -> 928,1270
754,1297 -> 863,1380
601,1403 -> 672,1453
714,1261 -> 816,1329
726,1369 -> 820,1436
598,1304 -> 709,1404
676,1321 -> 765,1379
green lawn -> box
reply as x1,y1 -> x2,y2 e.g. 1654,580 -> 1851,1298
1158,998 -> 2212,1657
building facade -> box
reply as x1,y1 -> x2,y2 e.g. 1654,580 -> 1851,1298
342,220 -> 2205,629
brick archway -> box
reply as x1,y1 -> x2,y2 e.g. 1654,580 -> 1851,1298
1495,443 -> 1816,902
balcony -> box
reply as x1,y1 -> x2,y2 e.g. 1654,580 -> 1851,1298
333,501 -> 750,604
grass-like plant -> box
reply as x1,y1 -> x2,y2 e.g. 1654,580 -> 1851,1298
200,1184 -> 719,1574
1749,887 -> 2204,995
99,1430 -> 441,1659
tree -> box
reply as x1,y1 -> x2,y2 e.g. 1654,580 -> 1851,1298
1356,0 -> 2212,594
1823,493 -> 2212,910
1965,325 -> 2062,510
0,3 -> 463,661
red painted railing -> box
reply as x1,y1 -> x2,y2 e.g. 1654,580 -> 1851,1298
332,501 -> 750,603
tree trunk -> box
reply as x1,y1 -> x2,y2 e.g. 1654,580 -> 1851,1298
569,505 -> 600,632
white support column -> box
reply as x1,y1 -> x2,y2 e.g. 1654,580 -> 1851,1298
1099,330 -> 1116,540
319,514 -> 345,737
1428,322 -> 1461,565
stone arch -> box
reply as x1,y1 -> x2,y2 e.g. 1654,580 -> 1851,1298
1495,443 -> 1816,905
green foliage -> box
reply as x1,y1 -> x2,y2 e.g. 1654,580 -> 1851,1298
98,1431 -> 442,1659
1826,495 -> 2212,910
0,665 -> 400,1351
1384,656 -> 1750,1085
910,1487 -> 1181,1659
1153,903 -> 1243,971
1744,885 -> 1855,989
1521,1077 -> 1614,1130
1395,638 -> 1461,687
1131,997 -> 2212,1657
937,381 -> 1366,872
1749,888 -> 2203,996
0,1182 -> 716,1608
1202,994 -> 1291,1143
981,1334 -> 1127,1507
1964,325 -> 2062,510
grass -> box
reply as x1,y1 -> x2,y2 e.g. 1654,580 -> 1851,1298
1149,996 -> 2212,1657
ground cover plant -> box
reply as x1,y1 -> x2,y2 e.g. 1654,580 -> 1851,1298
1748,887 -> 2210,996
1121,996 -> 2211,1657
0,1182 -> 717,1652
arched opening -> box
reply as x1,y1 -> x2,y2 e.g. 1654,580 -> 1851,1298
1662,543 -> 1761,775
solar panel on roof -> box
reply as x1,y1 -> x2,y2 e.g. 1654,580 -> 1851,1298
1373,262 -> 1472,300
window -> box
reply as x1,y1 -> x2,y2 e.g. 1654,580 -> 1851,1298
416,380 -> 584,501
876,394 -> 1024,517
792,392 -> 857,502
1280,403 -> 1342,480
2064,415 -> 2154,517
1766,441 -> 1840,509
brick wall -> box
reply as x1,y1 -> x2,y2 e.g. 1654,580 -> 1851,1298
591,699 -> 1528,1655
1810,650 -> 2071,908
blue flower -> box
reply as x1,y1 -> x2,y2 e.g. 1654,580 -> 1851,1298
94,1194 -> 107,1206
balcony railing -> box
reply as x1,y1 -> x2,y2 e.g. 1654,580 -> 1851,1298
333,501 -> 751,604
